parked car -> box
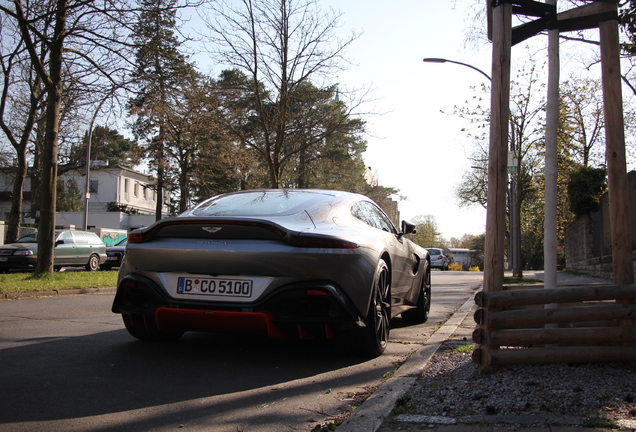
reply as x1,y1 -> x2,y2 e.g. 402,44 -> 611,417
102,238 -> 127,270
426,248 -> 449,271
0,230 -> 107,272
112,189 -> 432,356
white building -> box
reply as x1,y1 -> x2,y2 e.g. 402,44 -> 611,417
0,164 -> 170,232
448,248 -> 477,267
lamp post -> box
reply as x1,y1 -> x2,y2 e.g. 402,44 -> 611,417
423,57 -> 521,276
84,87 -> 119,230
423,58 -> 493,82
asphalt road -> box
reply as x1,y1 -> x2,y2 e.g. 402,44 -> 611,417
0,271 -> 482,432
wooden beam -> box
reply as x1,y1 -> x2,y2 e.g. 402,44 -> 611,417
475,303 -> 636,328
475,345 -> 636,365
476,284 -> 636,308
473,326 -> 636,346
556,0 -> 616,22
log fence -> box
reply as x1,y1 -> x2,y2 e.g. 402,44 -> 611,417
472,284 -> 636,368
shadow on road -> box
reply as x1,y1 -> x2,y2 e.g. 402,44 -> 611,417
0,328 -> 368,424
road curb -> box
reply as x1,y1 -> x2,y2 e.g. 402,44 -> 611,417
2,286 -> 117,300
336,287 -> 480,432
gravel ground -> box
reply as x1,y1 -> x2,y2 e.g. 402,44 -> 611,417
401,344 -> 636,429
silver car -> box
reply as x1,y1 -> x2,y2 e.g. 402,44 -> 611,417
426,248 -> 449,271
112,189 -> 431,356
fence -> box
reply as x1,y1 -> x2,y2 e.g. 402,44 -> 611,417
472,283 -> 636,368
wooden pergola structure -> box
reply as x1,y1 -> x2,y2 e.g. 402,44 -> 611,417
475,0 -> 636,372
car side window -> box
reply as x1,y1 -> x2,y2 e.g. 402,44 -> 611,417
73,231 -> 88,244
86,233 -> 103,245
58,231 -> 74,245
351,201 -> 396,233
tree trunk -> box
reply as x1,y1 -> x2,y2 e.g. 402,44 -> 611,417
156,160 -> 164,221
36,80 -> 62,275
6,155 -> 27,243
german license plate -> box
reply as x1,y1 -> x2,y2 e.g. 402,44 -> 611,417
176,277 -> 252,297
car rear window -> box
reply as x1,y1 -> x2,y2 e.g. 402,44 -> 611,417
427,248 -> 442,255
187,190 -> 331,217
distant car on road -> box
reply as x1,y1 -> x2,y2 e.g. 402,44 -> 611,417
112,189 -> 432,357
102,238 -> 127,271
0,230 -> 107,272
426,248 -> 449,271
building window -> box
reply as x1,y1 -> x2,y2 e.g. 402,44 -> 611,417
134,182 -> 139,197
142,186 -> 147,199
124,178 -> 129,193
89,179 -> 99,194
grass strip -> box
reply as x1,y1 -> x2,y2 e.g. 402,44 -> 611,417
0,270 -> 118,294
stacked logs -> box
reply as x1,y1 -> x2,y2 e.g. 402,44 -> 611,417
472,284 -> 636,367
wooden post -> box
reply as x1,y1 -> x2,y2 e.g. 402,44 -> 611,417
479,0 -> 512,374
484,3 -> 511,294
600,5 -> 634,286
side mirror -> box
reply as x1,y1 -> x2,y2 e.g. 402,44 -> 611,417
55,240 -> 65,246
400,220 -> 417,235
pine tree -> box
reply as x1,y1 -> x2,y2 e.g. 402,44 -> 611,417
128,0 -> 196,220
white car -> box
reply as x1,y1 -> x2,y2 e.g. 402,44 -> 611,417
426,248 -> 449,271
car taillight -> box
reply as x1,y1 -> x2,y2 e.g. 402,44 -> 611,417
286,235 -> 359,249
128,232 -> 144,243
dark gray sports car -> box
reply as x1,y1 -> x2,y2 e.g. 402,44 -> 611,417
112,189 -> 431,356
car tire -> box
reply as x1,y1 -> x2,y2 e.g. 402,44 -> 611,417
401,261 -> 431,324
347,259 -> 391,357
122,314 -> 184,342
85,254 -> 100,271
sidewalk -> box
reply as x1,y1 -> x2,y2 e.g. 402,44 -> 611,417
337,271 -> 635,432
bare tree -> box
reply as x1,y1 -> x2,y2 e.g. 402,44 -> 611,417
559,78 -> 605,166
0,13 -> 46,242
0,0 -> 135,274
201,0 -> 360,188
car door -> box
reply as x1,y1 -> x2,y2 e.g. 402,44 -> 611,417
54,231 -> 77,266
72,231 -> 92,265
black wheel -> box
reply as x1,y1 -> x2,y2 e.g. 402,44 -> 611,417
348,259 -> 391,357
402,261 -> 431,324
122,314 -> 184,342
85,254 -> 100,271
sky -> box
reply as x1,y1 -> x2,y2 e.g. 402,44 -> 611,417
316,0 -> 492,241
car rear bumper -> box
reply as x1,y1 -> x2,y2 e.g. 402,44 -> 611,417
113,273 -> 364,339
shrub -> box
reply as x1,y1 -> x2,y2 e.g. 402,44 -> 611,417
469,266 -> 481,271
567,166 -> 607,216
449,262 -> 463,271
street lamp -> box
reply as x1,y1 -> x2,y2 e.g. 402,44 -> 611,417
423,57 -> 521,276
423,58 -> 492,82
83,86 -> 120,230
